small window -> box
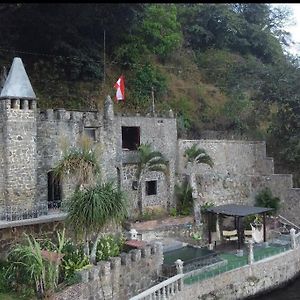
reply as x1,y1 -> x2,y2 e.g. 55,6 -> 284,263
10,99 -> 17,109
84,128 -> 96,141
122,126 -> 140,150
145,180 -> 157,196
28,100 -> 33,110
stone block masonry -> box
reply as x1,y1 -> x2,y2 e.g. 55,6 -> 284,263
178,139 -> 300,226
54,241 -> 164,300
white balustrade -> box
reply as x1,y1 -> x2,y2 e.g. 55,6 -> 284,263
130,274 -> 184,300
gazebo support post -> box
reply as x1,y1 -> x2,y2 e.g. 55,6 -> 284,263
208,212 -> 212,245
263,212 -> 266,242
237,216 -> 241,250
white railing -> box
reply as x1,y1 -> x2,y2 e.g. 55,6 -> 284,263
130,274 -> 184,300
278,215 -> 300,232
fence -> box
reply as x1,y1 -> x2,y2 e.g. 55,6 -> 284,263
0,203 -> 48,221
184,244 -> 291,285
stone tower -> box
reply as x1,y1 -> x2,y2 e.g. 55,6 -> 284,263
0,57 -> 37,212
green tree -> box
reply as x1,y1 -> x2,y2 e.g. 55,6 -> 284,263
136,143 -> 168,215
140,4 -> 182,58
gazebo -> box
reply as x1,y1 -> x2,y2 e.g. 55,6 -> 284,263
206,204 -> 273,249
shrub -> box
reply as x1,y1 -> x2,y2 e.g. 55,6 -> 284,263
255,187 -> 280,215
96,235 -> 125,262
175,181 -> 193,216
60,241 -> 90,282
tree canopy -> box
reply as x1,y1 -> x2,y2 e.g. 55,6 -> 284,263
0,3 -> 299,185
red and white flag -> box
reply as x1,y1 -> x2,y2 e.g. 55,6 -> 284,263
114,75 -> 125,101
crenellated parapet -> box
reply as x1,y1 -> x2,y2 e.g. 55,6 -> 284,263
54,242 -> 164,300
38,108 -> 103,126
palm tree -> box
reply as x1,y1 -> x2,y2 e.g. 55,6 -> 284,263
136,143 -> 169,215
53,136 -> 127,264
184,144 -> 214,168
184,144 -> 214,225
65,182 -> 127,264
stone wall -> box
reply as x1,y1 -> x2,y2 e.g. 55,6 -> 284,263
115,116 -> 177,214
178,139 -> 300,225
173,247 -> 300,300
54,242 -> 164,300
0,219 -> 64,258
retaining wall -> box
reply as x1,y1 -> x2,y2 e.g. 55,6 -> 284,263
173,247 -> 300,300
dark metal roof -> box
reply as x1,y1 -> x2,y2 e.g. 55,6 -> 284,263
206,204 -> 273,217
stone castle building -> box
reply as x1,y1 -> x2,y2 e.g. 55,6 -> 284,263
0,57 -> 299,226
0,57 -> 177,221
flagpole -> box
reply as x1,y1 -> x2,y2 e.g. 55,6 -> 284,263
151,86 -> 155,116
103,29 -> 106,87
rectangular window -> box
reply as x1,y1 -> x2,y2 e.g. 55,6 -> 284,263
145,180 -> 157,196
28,100 -> 33,110
84,127 -> 96,141
20,100 -> 25,109
122,126 -> 140,150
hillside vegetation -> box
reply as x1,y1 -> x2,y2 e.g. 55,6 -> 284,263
0,3 -> 299,185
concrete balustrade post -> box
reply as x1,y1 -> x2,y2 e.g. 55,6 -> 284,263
290,228 -> 296,249
248,239 -> 254,265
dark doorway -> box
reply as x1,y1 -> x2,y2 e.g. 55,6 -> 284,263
122,126 -> 140,150
47,171 -> 62,209
146,180 -> 157,196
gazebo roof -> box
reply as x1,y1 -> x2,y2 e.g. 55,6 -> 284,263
206,204 -> 273,217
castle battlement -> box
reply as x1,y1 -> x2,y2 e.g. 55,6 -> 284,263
38,108 -> 102,123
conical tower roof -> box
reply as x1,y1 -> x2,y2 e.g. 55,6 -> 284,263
0,57 -> 36,99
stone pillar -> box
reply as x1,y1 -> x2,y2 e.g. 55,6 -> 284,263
290,228 -> 296,249
110,257 -> 121,299
99,261 -> 112,299
175,259 -> 184,292
175,259 -> 183,274
248,239 -> 254,265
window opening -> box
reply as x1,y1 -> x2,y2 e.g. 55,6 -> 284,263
20,100 -> 25,110
28,100 -> 33,110
47,171 -> 62,209
122,126 -> 140,150
10,99 -> 17,109
145,180 -> 157,196
84,127 -> 96,141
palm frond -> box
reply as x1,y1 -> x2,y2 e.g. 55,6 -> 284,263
185,144 -> 214,167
